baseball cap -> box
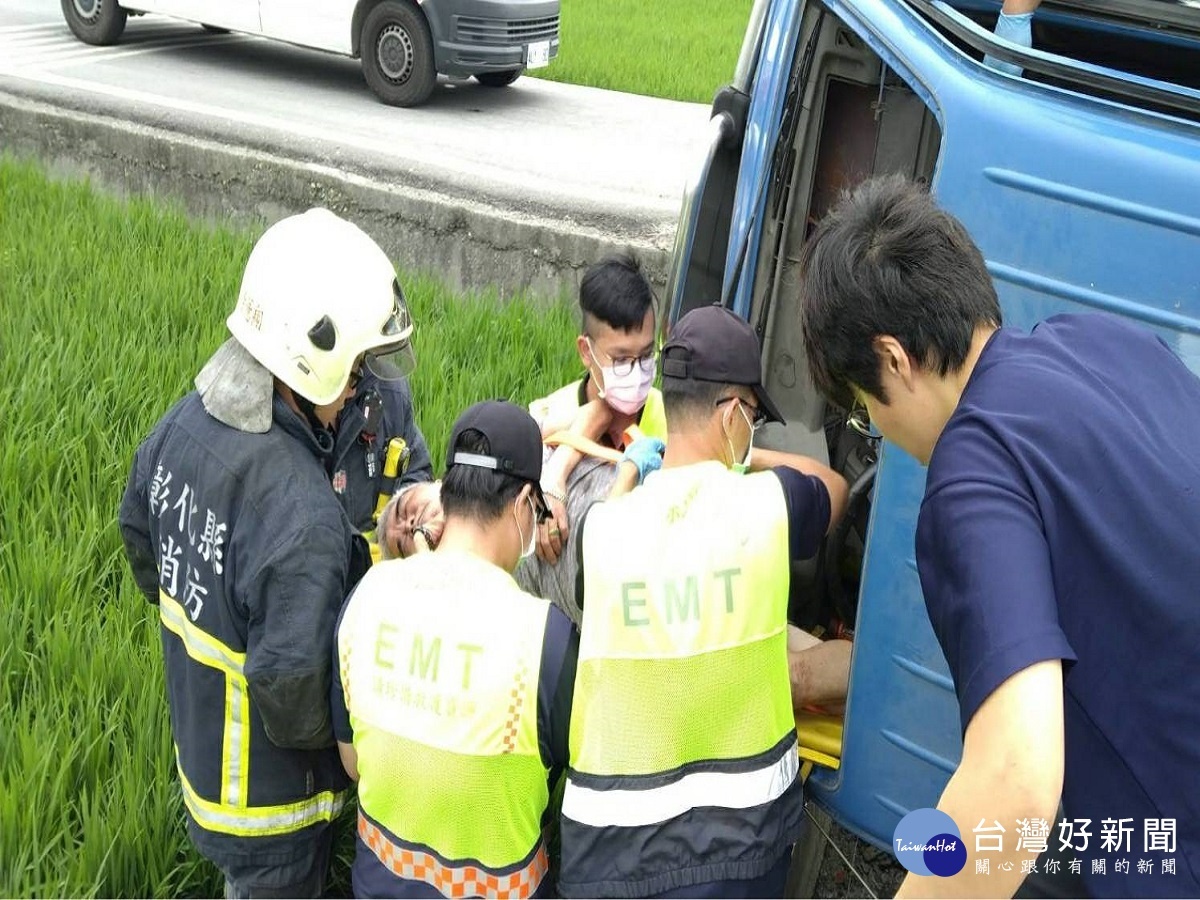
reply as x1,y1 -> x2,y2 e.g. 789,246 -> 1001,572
446,400 -> 549,511
660,304 -> 784,424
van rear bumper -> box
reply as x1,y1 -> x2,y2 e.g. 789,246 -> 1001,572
424,0 -> 560,76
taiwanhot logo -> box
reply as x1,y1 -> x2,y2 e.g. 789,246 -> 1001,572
893,808 -> 967,877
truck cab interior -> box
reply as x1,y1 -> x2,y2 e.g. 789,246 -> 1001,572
668,0 -> 1200,637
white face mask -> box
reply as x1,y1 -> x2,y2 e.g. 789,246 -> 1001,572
514,494 -> 537,560
601,362 -> 655,416
726,402 -> 755,475
588,338 -> 655,416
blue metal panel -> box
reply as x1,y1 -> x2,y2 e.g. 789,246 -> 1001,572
723,0 -> 804,318
807,443 -> 963,852
789,0 -> 1200,852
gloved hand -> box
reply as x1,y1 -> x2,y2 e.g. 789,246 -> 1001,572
984,11 -> 1033,76
622,437 -> 666,484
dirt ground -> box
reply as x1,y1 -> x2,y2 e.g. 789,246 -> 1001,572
793,807 -> 908,899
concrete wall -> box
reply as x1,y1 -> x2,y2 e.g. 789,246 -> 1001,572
0,91 -> 674,302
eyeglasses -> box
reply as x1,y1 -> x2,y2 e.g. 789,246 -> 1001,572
586,337 -> 657,378
846,399 -> 882,440
716,396 -> 766,430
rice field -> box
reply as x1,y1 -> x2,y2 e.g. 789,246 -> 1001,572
0,155 -> 582,897
529,0 -> 755,104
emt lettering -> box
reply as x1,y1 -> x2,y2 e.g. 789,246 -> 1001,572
621,568 -> 742,626
374,626 -> 484,692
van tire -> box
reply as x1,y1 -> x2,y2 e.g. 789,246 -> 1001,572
61,0 -> 126,45
361,1 -> 436,107
475,68 -> 523,88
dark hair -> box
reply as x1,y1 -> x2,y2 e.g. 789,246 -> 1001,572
662,378 -> 745,430
798,175 -> 1001,406
580,254 -> 656,333
441,429 -> 529,522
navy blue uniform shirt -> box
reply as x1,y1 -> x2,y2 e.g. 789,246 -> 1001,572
918,313 -> 1200,898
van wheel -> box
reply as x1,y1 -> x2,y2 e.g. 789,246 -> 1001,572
361,1 -> 436,107
475,68 -> 523,88
61,0 -> 126,45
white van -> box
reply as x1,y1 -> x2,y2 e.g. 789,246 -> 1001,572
61,0 -> 560,107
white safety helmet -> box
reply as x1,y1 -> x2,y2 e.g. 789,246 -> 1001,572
228,208 -> 415,406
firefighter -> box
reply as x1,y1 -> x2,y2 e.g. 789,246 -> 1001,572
333,400 -> 579,898
118,208 -> 416,897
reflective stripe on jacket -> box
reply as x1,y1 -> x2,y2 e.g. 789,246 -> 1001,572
338,550 -> 554,896
561,462 -> 803,897
119,392 -> 354,867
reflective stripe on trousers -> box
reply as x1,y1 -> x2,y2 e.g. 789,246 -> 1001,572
178,760 -> 346,837
562,738 -> 800,828
358,811 -> 549,899
161,590 -> 344,837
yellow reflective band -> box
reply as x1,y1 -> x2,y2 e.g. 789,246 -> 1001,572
177,755 -> 346,837
222,676 -> 251,807
160,590 -> 252,811
159,590 -> 245,675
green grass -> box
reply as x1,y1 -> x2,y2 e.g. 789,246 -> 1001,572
0,154 -> 581,897
529,0 -> 754,104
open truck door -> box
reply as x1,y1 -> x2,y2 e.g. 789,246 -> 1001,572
667,0 -> 1200,890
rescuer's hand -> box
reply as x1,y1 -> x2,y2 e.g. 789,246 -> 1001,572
621,437 -> 666,484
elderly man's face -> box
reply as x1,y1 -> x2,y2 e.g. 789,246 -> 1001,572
379,481 -> 444,559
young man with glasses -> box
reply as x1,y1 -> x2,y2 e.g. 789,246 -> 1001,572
558,304 -> 849,898
517,254 -> 670,624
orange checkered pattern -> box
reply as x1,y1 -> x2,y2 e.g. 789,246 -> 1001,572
500,658 -> 530,754
359,811 -> 548,899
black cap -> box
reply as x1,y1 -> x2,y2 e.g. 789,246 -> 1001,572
660,304 -> 784,424
446,400 -> 548,508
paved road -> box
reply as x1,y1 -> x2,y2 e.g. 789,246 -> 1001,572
0,0 -> 713,241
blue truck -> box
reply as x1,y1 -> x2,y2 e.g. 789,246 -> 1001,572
668,0 -> 1200,888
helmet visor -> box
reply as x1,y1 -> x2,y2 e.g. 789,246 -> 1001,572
365,279 -> 417,379
365,340 -> 416,380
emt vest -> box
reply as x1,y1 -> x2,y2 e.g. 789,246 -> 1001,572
530,380 -> 668,445
338,551 -> 554,898
561,462 -> 803,897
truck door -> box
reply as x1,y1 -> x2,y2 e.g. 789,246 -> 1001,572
672,0 -> 1200,858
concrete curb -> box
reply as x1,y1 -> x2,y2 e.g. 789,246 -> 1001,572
0,89 -> 676,299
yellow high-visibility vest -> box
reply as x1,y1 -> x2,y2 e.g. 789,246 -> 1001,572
561,461 -> 800,895
530,380 -> 668,445
338,550 -> 553,896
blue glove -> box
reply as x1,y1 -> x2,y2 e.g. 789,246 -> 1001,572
622,437 -> 666,484
983,11 -> 1033,76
